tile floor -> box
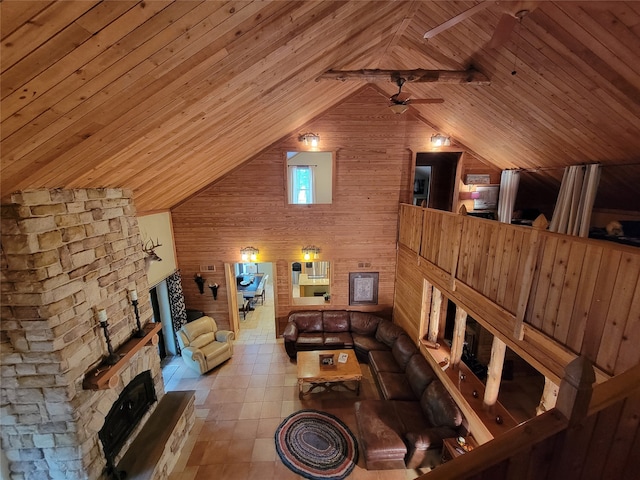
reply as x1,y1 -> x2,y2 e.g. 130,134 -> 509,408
165,286 -> 428,480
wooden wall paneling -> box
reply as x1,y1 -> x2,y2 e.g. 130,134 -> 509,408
440,212 -> 458,273
581,249 -> 622,371
495,227 -> 517,308
596,252 -> 640,374
580,401 -> 625,480
398,204 -> 422,252
565,243 -> 604,354
475,221 -> 493,297
502,228 -> 525,314
615,280 -> 640,374
542,237 -> 572,337
598,389 -> 640,478
467,218 -> 484,289
456,216 -> 472,282
487,223 -> 507,303
526,235 -> 559,330
549,414 -> 597,480
172,87 -> 420,334
553,242 -> 587,345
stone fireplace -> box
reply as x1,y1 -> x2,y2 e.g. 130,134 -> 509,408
0,188 -> 191,479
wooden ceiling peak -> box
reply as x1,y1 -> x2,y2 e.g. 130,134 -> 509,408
317,68 -> 490,85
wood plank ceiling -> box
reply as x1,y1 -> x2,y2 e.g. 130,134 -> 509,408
2,1 -> 639,212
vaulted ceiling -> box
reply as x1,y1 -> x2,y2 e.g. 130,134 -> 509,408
2,1 -> 639,212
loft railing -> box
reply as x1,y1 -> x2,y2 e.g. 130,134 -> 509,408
398,204 -> 640,379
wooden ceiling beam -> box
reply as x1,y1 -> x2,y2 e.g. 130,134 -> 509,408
316,68 -> 490,85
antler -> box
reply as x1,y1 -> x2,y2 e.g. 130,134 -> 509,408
143,238 -> 162,254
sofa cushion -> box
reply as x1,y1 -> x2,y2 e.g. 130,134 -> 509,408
352,334 -> 389,355
323,332 -> 354,348
421,381 -> 463,429
323,311 -> 350,332
181,316 -> 217,344
369,350 -> 403,374
295,333 -> 324,349
377,372 -> 417,401
391,400 -> 430,434
391,334 -> 418,370
375,320 -> 405,347
405,354 -> 436,399
291,311 -> 323,332
190,332 -> 216,349
350,312 -> 381,335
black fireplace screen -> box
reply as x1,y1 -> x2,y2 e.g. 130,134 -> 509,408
99,370 -> 156,463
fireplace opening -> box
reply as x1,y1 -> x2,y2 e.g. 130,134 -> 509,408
99,371 -> 156,474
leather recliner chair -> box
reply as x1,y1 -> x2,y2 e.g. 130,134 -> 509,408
176,316 -> 234,374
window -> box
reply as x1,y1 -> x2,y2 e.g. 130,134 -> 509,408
286,151 -> 333,204
290,165 -> 315,204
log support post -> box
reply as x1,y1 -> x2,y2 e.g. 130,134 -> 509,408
427,287 -> 443,344
536,377 -> 559,415
450,305 -> 468,367
483,336 -> 507,408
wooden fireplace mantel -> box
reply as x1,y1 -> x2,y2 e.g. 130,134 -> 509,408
83,323 -> 162,390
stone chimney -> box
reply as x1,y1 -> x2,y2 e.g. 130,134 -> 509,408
1,188 -> 163,479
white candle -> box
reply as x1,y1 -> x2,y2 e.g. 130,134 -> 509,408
97,309 -> 107,324
129,289 -> 138,302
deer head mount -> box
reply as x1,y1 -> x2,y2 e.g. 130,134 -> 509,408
142,238 -> 162,270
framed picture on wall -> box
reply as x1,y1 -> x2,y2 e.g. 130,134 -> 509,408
349,272 -> 379,306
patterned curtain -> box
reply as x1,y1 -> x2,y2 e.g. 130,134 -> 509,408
166,270 -> 187,354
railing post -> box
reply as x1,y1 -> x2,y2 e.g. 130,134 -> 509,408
555,355 -> 596,426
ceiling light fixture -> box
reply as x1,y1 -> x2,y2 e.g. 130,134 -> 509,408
240,246 -> 259,262
430,134 -> 451,147
389,103 -> 409,115
301,245 -> 321,261
299,133 -> 320,148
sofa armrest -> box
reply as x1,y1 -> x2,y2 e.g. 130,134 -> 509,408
283,322 -> 298,341
181,346 -> 206,371
215,330 -> 235,343
405,427 -> 457,469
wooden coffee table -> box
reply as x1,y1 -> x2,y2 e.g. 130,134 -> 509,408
297,349 -> 363,398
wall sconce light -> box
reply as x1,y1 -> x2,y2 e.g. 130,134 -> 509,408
194,273 -> 205,294
301,245 -> 321,261
298,133 -> 320,148
240,246 -> 259,262
430,134 -> 451,147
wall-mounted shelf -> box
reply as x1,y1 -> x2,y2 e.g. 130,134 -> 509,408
83,323 -> 162,390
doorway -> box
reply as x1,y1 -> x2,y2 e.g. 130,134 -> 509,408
415,152 -> 462,211
230,262 -> 276,343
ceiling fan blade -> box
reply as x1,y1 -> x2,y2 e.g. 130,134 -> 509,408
395,92 -> 411,102
423,1 -> 494,39
409,98 -> 445,104
488,13 -> 518,49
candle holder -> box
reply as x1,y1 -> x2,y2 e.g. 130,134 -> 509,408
98,315 -> 120,365
129,289 -> 144,338
132,300 -> 144,338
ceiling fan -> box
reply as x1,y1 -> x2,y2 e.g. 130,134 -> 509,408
423,1 -> 537,49
388,77 -> 444,114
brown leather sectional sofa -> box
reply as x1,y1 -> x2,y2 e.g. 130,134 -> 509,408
357,333 -> 468,469
283,310 -> 467,470
283,310 -> 405,361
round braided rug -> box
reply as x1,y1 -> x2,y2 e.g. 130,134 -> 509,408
274,409 -> 359,479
